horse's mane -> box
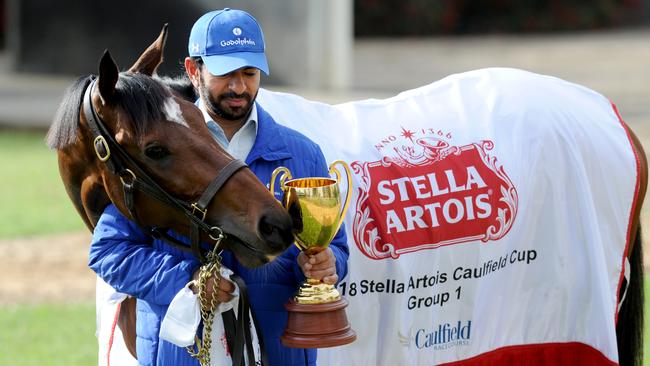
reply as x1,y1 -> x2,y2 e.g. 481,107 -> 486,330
156,74 -> 197,103
46,75 -> 93,149
47,73 -> 196,150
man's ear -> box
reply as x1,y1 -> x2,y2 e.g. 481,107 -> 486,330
184,57 -> 202,90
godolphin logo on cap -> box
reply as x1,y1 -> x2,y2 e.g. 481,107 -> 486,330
188,8 -> 270,75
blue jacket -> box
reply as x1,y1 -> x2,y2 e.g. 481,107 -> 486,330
89,104 -> 350,366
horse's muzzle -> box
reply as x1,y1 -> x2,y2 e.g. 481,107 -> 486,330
257,213 -> 294,253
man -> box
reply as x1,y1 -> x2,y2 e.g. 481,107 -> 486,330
89,8 -> 349,366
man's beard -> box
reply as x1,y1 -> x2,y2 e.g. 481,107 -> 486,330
199,75 -> 256,121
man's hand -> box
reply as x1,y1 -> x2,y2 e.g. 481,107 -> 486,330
297,247 -> 338,285
190,269 -> 235,307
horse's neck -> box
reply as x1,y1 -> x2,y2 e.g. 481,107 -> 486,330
58,140 -> 112,231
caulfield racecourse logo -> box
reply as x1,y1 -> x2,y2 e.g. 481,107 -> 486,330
399,321 -> 473,350
351,127 -> 518,260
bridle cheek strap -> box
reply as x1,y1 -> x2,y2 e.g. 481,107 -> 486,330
189,159 -> 247,263
191,159 -> 248,221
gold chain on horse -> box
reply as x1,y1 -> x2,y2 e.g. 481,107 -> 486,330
186,233 -> 224,366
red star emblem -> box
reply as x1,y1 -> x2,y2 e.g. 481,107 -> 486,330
400,127 -> 415,142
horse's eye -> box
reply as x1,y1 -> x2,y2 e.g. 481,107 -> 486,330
144,145 -> 170,160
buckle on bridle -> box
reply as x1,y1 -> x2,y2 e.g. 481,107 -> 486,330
191,203 -> 207,221
93,136 -> 111,162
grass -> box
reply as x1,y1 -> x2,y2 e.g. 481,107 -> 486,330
0,303 -> 97,366
0,130 -> 85,238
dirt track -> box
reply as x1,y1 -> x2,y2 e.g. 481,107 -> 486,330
0,231 -> 95,305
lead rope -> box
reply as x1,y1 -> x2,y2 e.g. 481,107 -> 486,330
186,231 -> 224,366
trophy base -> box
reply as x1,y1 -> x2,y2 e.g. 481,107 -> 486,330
281,297 -> 356,348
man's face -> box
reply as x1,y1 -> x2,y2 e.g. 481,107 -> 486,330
198,66 -> 261,122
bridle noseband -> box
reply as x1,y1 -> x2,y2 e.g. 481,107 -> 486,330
82,77 -> 254,263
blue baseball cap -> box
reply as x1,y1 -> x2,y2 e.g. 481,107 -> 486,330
188,8 -> 269,76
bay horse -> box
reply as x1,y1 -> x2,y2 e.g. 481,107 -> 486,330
46,26 -> 294,360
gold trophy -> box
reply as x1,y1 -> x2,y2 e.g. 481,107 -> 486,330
270,160 -> 357,348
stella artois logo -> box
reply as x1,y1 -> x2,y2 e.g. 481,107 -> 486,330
351,127 -> 518,260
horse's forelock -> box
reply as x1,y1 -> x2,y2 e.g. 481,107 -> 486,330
115,73 -> 173,141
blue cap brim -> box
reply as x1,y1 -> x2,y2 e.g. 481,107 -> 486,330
201,52 -> 269,76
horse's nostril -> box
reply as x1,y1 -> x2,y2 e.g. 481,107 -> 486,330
259,217 -> 275,237
259,215 -> 293,249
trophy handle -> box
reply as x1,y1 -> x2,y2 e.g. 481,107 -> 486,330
328,160 -> 353,235
270,166 -> 292,197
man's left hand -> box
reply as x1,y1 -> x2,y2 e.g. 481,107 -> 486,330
297,248 -> 338,285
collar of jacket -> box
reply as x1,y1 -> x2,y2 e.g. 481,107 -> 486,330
194,99 -> 293,164
245,103 -> 293,164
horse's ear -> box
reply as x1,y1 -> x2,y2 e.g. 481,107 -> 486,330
97,50 -> 119,105
128,24 -> 168,76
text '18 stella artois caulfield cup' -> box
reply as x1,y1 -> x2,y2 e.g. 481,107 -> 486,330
270,160 -> 357,348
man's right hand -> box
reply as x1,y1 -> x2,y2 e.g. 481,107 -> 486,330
190,269 -> 235,307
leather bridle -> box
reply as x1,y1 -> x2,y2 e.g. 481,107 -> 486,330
82,77 -> 253,263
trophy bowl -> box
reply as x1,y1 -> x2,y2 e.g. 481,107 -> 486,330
270,160 -> 357,348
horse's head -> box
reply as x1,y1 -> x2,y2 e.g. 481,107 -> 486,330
84,26 -> 294,267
